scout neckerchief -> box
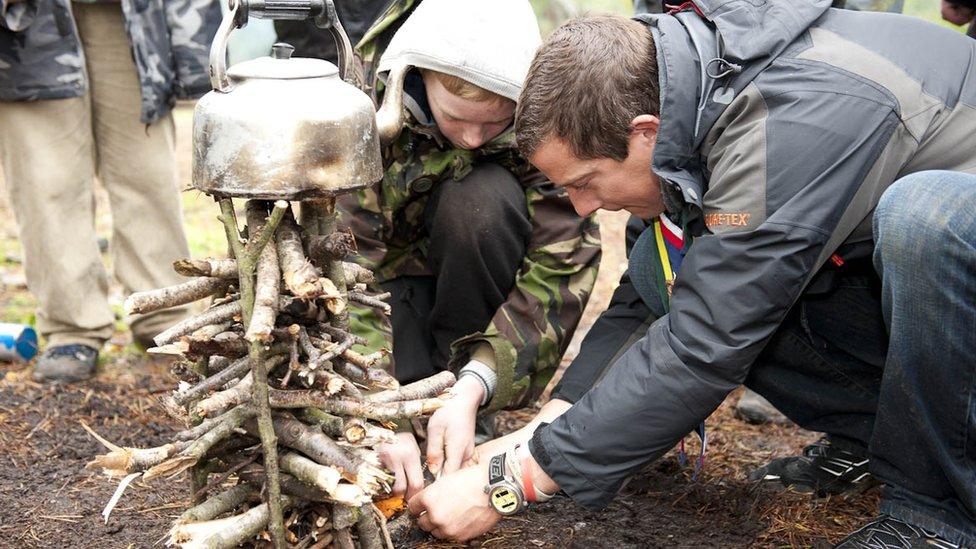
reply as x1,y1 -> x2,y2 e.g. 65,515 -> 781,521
652,213 -> 708,480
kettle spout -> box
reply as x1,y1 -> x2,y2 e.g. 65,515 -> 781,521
375,64 -> 409,147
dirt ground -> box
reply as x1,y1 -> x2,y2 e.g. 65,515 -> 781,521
0,105 -> 880,547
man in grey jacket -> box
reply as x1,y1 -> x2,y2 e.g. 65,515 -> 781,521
0,0 -> 219,381
408,2 -> 976,547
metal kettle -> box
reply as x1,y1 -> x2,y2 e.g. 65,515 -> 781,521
192,0 -> 408,200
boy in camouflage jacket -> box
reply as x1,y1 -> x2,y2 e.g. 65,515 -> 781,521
335,0 -> 601,497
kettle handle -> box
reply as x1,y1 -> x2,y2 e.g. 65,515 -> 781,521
208,0 -> 355,93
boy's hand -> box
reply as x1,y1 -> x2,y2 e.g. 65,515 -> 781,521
377,432 -> 425,499
425,375 -> 484,476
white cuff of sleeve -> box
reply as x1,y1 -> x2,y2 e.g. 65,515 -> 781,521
457,359 -> 497,407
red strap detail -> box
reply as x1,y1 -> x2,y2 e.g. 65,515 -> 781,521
520,452 -> 537,503
830,253 -> 845,267
665,1 -> 705,17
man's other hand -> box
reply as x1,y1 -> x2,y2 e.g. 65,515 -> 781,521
377,432 -> 425,499
425,374 -> 484,475
408,464 -> 501,541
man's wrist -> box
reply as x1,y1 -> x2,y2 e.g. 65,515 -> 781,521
519,444 -> 559,496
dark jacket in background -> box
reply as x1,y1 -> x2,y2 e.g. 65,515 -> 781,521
0,0 -> 220,123
273,0 -> 392,63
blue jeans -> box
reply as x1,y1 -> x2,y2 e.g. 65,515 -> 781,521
747,171 -> 976,545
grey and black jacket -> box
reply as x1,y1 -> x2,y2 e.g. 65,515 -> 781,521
0,0 -> 220,123
533,0 -> 976,509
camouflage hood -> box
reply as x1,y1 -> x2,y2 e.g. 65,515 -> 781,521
0,0 -> 220,124
375,0 -> 541,103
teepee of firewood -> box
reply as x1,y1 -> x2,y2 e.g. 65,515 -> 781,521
84,196 -> 454,549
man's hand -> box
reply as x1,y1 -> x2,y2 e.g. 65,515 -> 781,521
408,463 -> 501,541
377,432 -> 425,499
425,375 -> 484,476
942,0 -> 975,25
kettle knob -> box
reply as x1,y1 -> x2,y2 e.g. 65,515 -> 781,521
271,42 -> 295,60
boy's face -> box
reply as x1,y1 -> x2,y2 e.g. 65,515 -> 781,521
422,72 -> 515,150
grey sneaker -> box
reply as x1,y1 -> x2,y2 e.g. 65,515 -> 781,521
735,388 -> 791,425
32,344 -> 99,383
834,516 -> 967,548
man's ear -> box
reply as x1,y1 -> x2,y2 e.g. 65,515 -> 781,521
630,114 -> 660,136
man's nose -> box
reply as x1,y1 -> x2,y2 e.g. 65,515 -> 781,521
567,189 -> 599,217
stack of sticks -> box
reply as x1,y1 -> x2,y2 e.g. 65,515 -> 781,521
83,197 -> 454,549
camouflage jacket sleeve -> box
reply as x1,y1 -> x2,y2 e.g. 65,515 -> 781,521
164,0 -> 221,99
451,168 -> 602,413
1,0 -> 37,31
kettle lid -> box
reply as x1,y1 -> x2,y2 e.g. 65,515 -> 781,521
227,42 -> 339,80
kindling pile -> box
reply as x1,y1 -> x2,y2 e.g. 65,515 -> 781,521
84,197 -> 453,548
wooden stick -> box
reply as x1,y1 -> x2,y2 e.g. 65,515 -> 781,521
278,453 -> 370,506
268,390 -> 446,421
173,258 -> 238,279
153,300 -> 242,347
304,199 -> 351,331
318,324 -> 367,346
367,371 -> 456,403
243,200 -> 289,269
176,483 -> 255,524
347,291 -> 391,315
167,495 -> 294,549
125,277 -> 229,315
245,236 -> 279,344
144,405 -> 255,480
355,503 -> 388,549
192,372 -> 253,419
246,341 -> 286,549
187,331 -> 247,360
265,416 -> 392,491
342,261 -> 375,285
173,357 -> 251,408
217,198 -> 245,260
276,210 -> 323,299
175,403 -> 254,442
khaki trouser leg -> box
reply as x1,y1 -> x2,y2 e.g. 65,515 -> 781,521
0,95 -> 112,349
75,2 -> 190,342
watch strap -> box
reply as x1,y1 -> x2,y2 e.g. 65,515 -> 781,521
488,452 -> 507,485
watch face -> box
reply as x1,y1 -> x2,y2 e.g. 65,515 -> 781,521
488,485 -> 521,515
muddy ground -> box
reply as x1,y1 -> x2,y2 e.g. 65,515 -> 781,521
0,357 -> 879,549
0,105 -> 880,547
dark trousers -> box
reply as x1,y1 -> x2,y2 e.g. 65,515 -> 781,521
383,163 -> 531,384
747,171 -> 976,545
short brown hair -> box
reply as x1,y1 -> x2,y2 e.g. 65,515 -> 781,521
421,69 -> 510,104
515,15 -> 660,161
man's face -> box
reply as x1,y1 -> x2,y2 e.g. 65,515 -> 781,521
528,116 -> 665,219
423,72 -> 515,150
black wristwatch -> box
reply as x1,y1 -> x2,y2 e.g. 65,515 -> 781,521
483,452 -> 526,515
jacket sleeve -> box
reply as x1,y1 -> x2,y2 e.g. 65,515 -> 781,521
164,0 -> 221,99
550,217 -> 662,404
530,84 -> 905,509
1,0 -> 37,31
452,171 -> 602,412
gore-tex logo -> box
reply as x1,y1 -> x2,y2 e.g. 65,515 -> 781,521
705,212 -> 752,228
